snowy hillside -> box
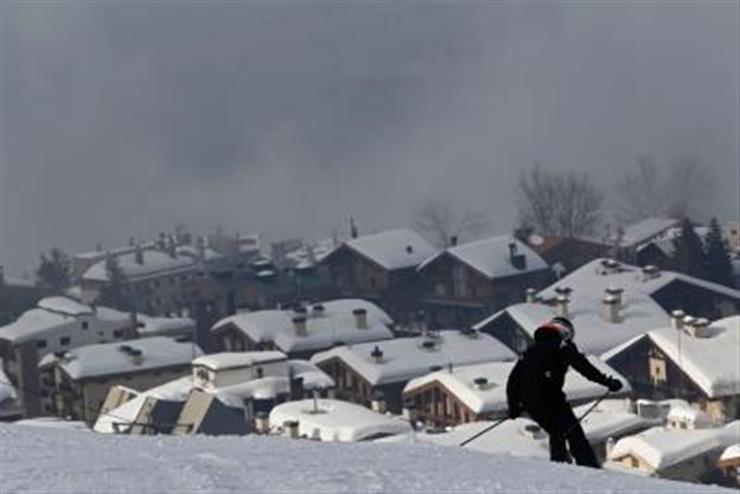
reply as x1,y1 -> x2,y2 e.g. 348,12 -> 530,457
0,424 -> 731,493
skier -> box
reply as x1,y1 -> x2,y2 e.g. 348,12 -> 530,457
506,316 -> 623,468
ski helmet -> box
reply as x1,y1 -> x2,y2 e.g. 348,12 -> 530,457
550,316 -> 575,342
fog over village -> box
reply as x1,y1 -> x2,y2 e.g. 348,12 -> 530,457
0,2 -> 739,493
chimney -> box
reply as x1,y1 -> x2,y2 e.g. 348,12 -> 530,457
670,310 -> 685,331
602,295 -> 620,323
555,295 -> 570,319
292,316 -> 307,337
473,377 -> 488,390
449,235 -> 458,247
642,265 -> 660,281
349,216 -> 358,239
370,345 -> 384,364
605,287 -> 624,307
682,315 -> 696,330
134,244 -> 144,265
688,317 -> 711,338
525,288 -> 537,304
254,412 -> 270,434
283,420 -> 300,439
129,348 -> 143,366
353,308 -> 368,329
312,304 -> 325,318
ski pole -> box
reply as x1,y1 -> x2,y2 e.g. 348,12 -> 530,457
561,390 -> 610,439
459,417 -> 508,447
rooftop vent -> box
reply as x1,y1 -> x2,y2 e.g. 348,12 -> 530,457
687,317 -> 711,338
312,304 -> 325,317
525,288 -> 538,304
670,310 -> 686,331
370,345 -> 384,364
605,287 -> 624,305
292,316 -> 307,337
555,295 -> 570,319
473,377 -> 489,390
602,295 -> 621,323
420,340 -> 438,351
642,265 -> 660,281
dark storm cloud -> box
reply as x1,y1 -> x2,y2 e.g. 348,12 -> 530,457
1,1 -> 737,274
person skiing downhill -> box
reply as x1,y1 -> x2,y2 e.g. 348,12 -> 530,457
506,316 -> 623,468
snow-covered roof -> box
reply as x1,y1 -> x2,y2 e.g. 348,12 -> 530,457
576,403 -> 651,444
192,351 -> 288,371
404,357 -> 627,415
40,337 -> 201,380
636,226 -> 709,258
214,362 -> 335,406
212,299 -> 394,354
414,419 -> 550,459
175,245 -> 223,262
94,376 -> 193,434
665,403 -> 712,428
646,315 -> 740,398
418,236 -> 549,280
0,298 -> 130,344
619,218 -> 680,248
269,399 -> 412,442
14,417 -> 91,431
609,423 -> 739,470
283,238 -> 339,268
337,229 -> 437,270
135,314 -> 195,337
82,250 -> 196,282
311,331 -> 516,386
474,258 -> 740,355
720,444 -> 740,462
37,297 -> 94,316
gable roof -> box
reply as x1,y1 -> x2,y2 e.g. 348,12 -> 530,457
618,218 -> 681,248
647,315 -> 740,398
404,357 -> 628,415
332,228 -> 437,271
82,250 -> 195,282
418,236 -> 549,280
609,422 -> 739,470
39,337 -> 201,380
474,259 -> 740,355
311,330 -> 516,386
212,299 -> 394,354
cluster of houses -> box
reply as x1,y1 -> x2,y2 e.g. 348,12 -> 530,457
1,218 -> 739,487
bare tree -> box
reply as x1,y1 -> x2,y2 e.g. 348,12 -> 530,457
615,153 -> 715,223
412,199 -> 491,248
516,163 -> 603,238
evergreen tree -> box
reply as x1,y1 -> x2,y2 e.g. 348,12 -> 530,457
96,255 -> 133,311
672,217 -> 707,279
704,218 -> 733,287
35,248 -> 71,292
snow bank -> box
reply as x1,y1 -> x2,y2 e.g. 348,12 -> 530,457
1,423 -> 731,493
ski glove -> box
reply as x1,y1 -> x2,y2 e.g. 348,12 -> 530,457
605,376 -> 623,392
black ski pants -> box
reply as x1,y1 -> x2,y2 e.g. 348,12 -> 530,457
525,399 -> 600,468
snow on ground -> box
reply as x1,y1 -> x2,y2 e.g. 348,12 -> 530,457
0,424 -> 731,493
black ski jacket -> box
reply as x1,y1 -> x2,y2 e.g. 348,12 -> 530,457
507,327 -> 610,411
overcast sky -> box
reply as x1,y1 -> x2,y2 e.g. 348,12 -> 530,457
1,1 -> 738,276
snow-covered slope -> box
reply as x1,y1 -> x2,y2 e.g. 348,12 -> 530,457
0,424 -> 730,493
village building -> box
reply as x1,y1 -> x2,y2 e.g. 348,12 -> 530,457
474,258 -> 740,355
416,235 -> 552,327
607,422 -> 739,483
319,228 -> 437,323
613,217 -> 681,261
0,266 -> 47,326
402,358 -> 629,427
269,398 -> 411,442
134,313 -> 195,340
0,358 -> 22,421
603,314 -> 740,424
94,351 -> 333,435
518,232 -> 611,277
0,297 -> 137,417
80,246 -> 197,316
310,330 -> 516,414
38,336 -> 200,426
717,444 -> 740,487
211,299 -> 394,359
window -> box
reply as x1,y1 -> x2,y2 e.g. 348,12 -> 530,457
81,321 -> 89,330
36,339 -> 47,349
113,329 -> 124,339
59,336 -> 70,346
256,367 -> 264,379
